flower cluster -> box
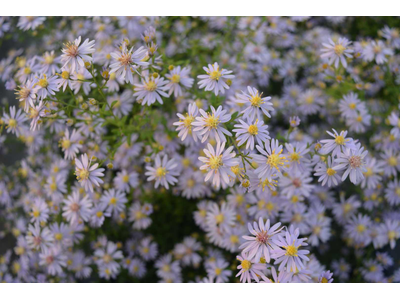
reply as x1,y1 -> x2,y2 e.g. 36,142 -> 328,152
0,16 -> 400,283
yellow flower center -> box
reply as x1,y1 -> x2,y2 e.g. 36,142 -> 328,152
205,114 -> 220,129
250,94 -> 263,107
215,213 -> 224,224
349,103 -> 356,109
96,211 -> 103,218
38,78 -> 49,88
356,224 -> 366,233
55,233 -> 63,241
156,167 -> 167,178
209,155 -> 223,170
267,151 -> 287,170
215,268 -> 222,275
326,168 -> 336,176
109,197 -> 118,205
33,210 -> 40,218
388,156 -> 397,166
8,119 -> 17,128
321,277 -> 329,283
210,69 -> 222,81
305,96 -> 314,104
230,235 -> 239,244
171,74 -> 181,83
290,152 -> 300,162
187,179 -> 195,188
335,135 -> 345,145
183,115 -> 194,128
145,80 -> 157,92
103,254 -> 112,264
388,230 -> 397,240
62,139 -> 71,149
363,167 -> 373,177
241,260 -> 251,271
76,169 -> 90,181
285,244 -> 298,256
248,124 -> 258,135
334,44 -> 346,55
122,175 -> 129,183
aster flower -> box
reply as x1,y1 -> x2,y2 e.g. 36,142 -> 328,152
74,154 -> 105,192
26,224 -> 54,251
62,190 -> 92,225
173,103 -> 200,142
30,198 -> 49,224
39,246 -> 67,276
197,62 -> 234,96
272,227 -> 310,272
113,169 -> 139,192
388,112 -> 400,138
235,86 -> 273,121
15,79 -> 37,111
321,37 -> 353,68
61,36 -> 96,73
319,128 -> 356,157
60,129 -> 83,160
192,105 -> 232,143
134,75 -> 169,106
314,156 -> 341,187
233,118 -> 270,150
100,188 -> 127,217
345,214 -> 372,246
129,202 -> 153,230
239,217 -> 282,263
34,74 -> 60,100
236,252 -> 267,283
17,16 -> 45,31
253,139 -> 288,182
319,270 -> 334,283
109,43 -> 148,84
2,106 -> 27,137
333,142 -> 368,184
145,154 -> 179,189
362,40 -> 393,65
165,66 -> 194,97
198,142 -> 239,189
205,258 -> 232,283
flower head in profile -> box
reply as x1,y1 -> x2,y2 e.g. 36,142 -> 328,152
74,154 -> 105,192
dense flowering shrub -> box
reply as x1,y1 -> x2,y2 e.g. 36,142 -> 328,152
0,16 -> 400,283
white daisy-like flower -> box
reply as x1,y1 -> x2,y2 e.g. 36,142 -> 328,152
239,217 -> 282,263
236,252 -> 267,283
61,36 -> 96,73
60,129 -> 82,160
319,128 -> 356,157
198,142 -> 239,189
62,190 -> 93,225
113,169 -> 139,192
39,246 -> 67,276
145,154 -> 179,189
134,76 -> 169,106
314,156 -> 341,187
321,37 -> 353,68
17,16 -> 45,31
197,62 -> 234,96
74,154 -> 105,192
2,106 -> 27,137
333,143 -> 368,185
109,43 -> 148,84
34,74 -> 60,100
15,79 -> 37,111
272,227 -> 310,272
165,66 -> 194,97
192,105 -> 232,143
253,139 -> 288,182
235,86 -> 273,121
233,118 -> 270,150
339,92 -> 362,119
173,102 -> 200,142
100,188 -> 127,217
